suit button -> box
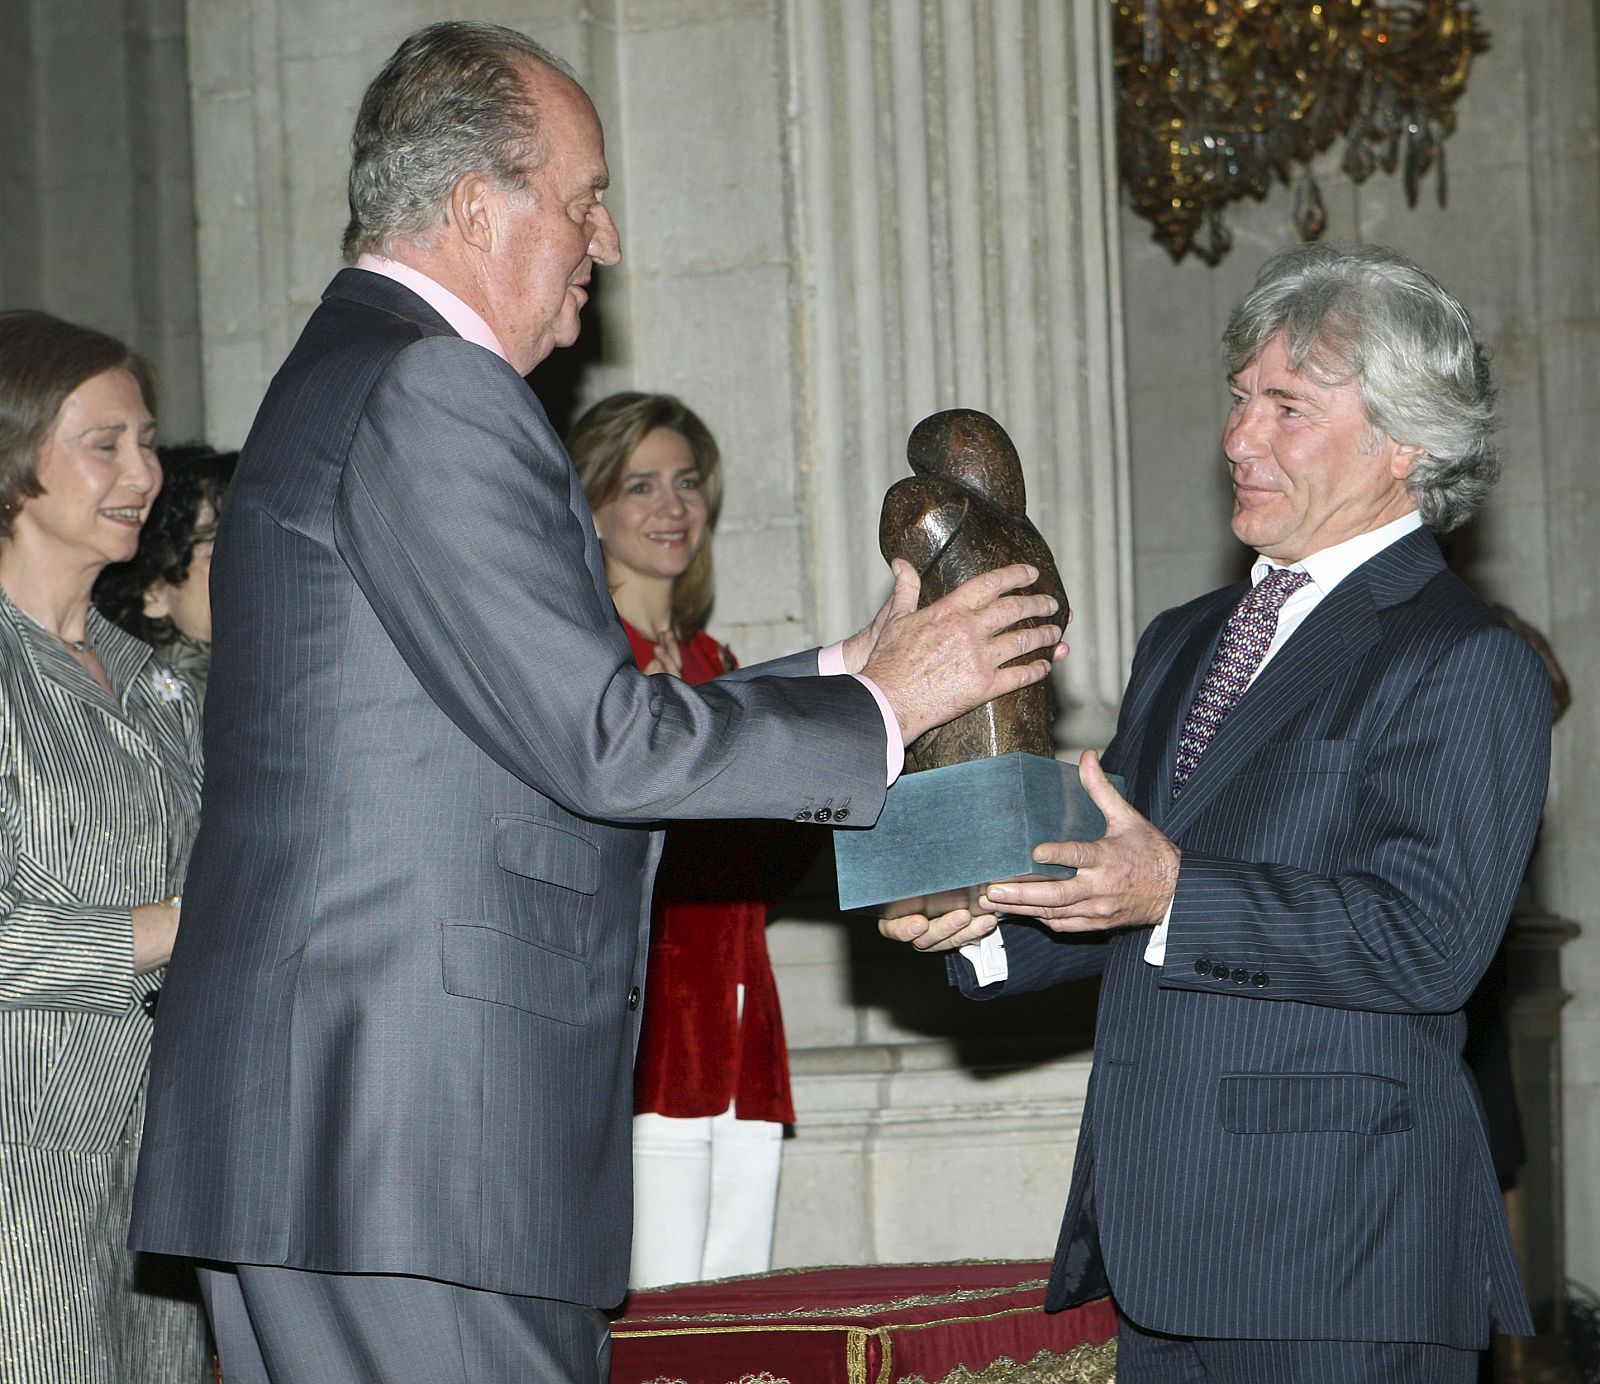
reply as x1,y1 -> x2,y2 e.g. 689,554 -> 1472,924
1194,958 -> 1211,976
1211,964 -> 1229,980
1252,972 -> 1269,988
1232,968 -> 1248,984
833,807 -> 849,822
814,808 -> 832,823
794,810 -> 811,822
140,988 -> 161,1017
627,986 -> 641,1010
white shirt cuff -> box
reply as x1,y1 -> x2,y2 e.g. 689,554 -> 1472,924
960,928 -> 1009,986
1143,896 -> 1177,966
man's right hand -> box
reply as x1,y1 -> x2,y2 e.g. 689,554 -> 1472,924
860,559 -> 1064,744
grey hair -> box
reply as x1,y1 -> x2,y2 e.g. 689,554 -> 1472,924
1223,242 -> 1498,532
342,21 -> 576,261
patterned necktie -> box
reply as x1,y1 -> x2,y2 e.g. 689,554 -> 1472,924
1171,566 -> 1312,796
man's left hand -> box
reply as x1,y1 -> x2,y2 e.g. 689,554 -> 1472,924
982,749 -> 1180,932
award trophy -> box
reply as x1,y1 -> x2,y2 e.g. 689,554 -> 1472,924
833,409 -> 1118,916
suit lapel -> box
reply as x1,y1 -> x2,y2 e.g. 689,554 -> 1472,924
1159,529 -> 1445,839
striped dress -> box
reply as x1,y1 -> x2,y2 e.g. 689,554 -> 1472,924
0,589 -> 209,1381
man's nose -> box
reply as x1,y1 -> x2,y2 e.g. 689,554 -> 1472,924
590,205 -> 621,267
1223,402 -> 1264,463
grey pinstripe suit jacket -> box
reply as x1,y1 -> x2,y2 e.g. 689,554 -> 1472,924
959,529 -> 1549,1349
128,269 -> 887,1309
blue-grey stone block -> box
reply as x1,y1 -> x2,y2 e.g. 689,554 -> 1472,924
834,752 -> 1121,916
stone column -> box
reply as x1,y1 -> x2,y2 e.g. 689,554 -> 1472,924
783,0 -> 1132,746
0,0 -> 203,440
771,0 -> 1128,1265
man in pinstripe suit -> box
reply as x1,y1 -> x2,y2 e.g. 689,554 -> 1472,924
126,22 -> 1062,1384
885,243 -> 1552,1382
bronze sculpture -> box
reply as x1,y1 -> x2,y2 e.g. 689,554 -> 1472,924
879,408 -> 1069,770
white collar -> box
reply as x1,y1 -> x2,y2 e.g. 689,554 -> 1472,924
1251,510 -> 1425,595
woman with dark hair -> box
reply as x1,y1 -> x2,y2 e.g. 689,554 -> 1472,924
570,392 -> 810,1288
94,443 -> 236,704
0,310 -> 209,1380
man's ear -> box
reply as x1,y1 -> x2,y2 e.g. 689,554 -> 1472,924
449,173 -> 495,252
1391,440 -> 1425,480
143,584 -> 173,620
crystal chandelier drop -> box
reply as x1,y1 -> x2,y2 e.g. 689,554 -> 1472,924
1113,0 -> 1488,265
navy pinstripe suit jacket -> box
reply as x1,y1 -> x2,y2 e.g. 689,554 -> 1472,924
129,270 -> 887,1308
959,528 -> 1549,1348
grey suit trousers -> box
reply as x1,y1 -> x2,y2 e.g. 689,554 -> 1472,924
197,1264 -> 610,1384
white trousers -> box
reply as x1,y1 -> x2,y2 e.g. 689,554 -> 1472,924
629,1107 -> 784,1289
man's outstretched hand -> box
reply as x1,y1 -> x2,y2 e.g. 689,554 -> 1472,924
856,559 -> 1065,744
981,749 -> 1180,931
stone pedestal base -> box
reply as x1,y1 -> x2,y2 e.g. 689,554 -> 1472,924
834,753 -> 1117,917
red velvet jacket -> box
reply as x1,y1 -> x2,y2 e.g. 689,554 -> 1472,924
624,622 -> 813,1123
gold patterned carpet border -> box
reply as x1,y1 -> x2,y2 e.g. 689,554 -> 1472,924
899,1340 -> 1118,1383
636,1338 -> 1118,1384
620,1279 -> 1050,1325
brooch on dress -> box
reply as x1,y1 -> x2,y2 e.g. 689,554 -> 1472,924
151,667 -> 186,702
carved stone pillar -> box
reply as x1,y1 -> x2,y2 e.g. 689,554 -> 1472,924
783,0 -> 1131,747
769,0 -> 1127,1267
1496,912 -> 1583,1384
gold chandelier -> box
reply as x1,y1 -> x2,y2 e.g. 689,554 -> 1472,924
1113,0 -> 1488,264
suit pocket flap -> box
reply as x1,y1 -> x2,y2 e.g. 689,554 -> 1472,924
1220,1073 -> 1412,1135
493,815 -> 600,895
441,923 -> 588,1026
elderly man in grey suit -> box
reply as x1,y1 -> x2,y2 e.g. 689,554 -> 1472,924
884,243 -> 1553,1383
128,21 -> 1062,1384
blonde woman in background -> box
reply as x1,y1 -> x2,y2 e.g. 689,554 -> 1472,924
571,392 -> 814,1287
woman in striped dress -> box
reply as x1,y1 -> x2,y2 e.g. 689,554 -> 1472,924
0,311 -> 209,1380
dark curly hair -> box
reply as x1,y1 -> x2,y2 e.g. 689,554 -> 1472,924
94,443 -> 236,646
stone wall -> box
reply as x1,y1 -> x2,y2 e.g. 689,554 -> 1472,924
0,0 -> 204,441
